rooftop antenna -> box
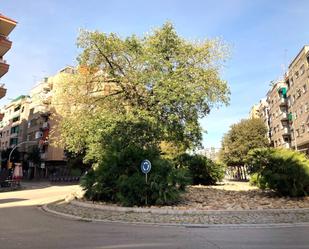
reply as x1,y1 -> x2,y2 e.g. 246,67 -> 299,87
281,49 -> 288,75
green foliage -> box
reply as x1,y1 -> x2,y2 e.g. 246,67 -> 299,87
58,22 -> 230,154
175,153 -> 225,185
249,173 -> 259,186
220,118 -> 269,166
246,148 -> 309,196
60,22 -> 230,206
80,145 -> 191,206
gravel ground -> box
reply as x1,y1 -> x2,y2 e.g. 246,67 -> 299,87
48,201 -> 309,225
47,181 -> 309,225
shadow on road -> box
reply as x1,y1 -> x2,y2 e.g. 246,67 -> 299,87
0,198 -> 28,204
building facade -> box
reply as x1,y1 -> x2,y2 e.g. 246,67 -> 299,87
0,67 -> 76,175
251,45 -> 309,154
249,104 -> 260,119
0,14 -> 17,99
286,46 -> 309,153
0,95 -> 31,152
257,98 -> 270,141
266,80 -> 290,148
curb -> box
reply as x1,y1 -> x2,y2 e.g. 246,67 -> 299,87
41,201 -> 309,229
71,200 -> 309,215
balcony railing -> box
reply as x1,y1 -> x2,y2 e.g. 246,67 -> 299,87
0,59 -> 9,77
282,127 -> 290,135
279,98 -> 287,106
42,122 -> 49,129
280,112 -> 288,120
283,143 -> 291,149
10,132 -> 18,138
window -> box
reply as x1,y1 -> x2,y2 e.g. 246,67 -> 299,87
299,105 -> 303,115
12,116 -> 20,123
10,126 -> 19,134
290,77 -> 294,86
14,105 -> 21,112
303,84 -> 307,93
301,125 -> 305,133
30,108 -> 34,115
296,129 -> 300,137
9,138 -> 18,146
29,118 -> 39,128
300,65 -> 305,75
21,106 -> 24,113
305,103 -> 309,112
296,89 -> 301,98
295,71 -> 299,79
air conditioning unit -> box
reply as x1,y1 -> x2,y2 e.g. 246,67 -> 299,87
35,131 -> 43,139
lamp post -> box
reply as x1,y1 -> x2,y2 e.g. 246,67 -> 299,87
8,140 -> 38,167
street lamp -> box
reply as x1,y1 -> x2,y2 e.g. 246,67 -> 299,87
8,140 -> 38,167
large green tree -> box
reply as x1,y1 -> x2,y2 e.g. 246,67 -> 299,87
56,22 -> 230,160
220,118 -> 269,166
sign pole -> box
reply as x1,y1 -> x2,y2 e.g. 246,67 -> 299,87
141,159 -> 151,207
145,173 -> 148,206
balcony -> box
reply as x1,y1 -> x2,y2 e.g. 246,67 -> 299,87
10,132 -> 18,138
280,112 -> 288,121
0,59 -> 9,78
0,35 -> 12,57
279,98 -> 287,106
42,122 -> 49,130
0,14 -> 17,37
283,143 -> 291,149
0,84 -> 6,99
282,127 -> 290,135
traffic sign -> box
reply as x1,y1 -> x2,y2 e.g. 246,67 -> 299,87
141,159 -> 151,174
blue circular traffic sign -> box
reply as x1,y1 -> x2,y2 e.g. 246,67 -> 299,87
141,159 -> 151,174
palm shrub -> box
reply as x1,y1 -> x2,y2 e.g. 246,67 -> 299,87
80,145 -> 191,206
175,153 -> 225,185
246,148 -> 309,196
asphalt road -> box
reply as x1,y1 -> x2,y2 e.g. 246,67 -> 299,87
0,182 -> 309,249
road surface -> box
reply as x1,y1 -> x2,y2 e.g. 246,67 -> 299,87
0,182 -> 309,249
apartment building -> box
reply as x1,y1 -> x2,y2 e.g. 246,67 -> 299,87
249,104 -> 260,119
285,45 -> 309,153
0,66 -> 76,175
256,98 -> 271,141
266,80 -> 290,148
0,95 -> 31,153
0,14 -> 17,99
250,46 -> 309,154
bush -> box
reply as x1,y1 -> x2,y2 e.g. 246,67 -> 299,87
246,148 -> 309,196
80,145 -> 191,206
175,154 -> 225,185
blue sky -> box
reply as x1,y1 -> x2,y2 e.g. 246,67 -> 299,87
1,0 -> 309,148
